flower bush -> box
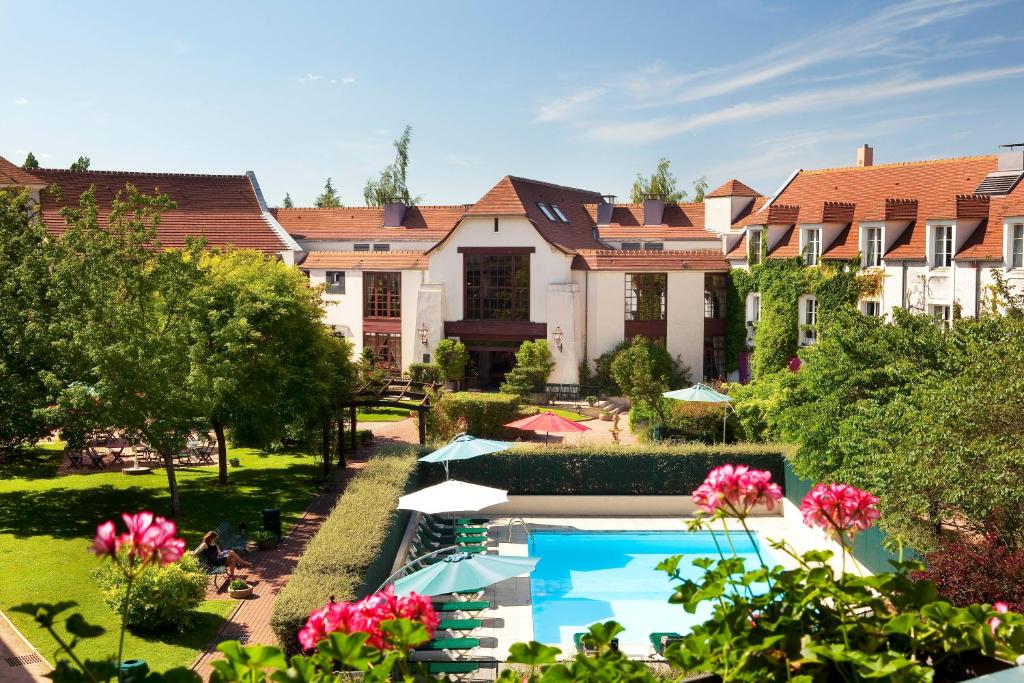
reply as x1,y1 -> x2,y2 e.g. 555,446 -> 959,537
91,552 -> 206,631
297,586 -> 438,652
915,533 -> 1024,613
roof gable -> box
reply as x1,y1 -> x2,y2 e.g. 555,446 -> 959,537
0,155 -> 44,187
707,179 -> 761,198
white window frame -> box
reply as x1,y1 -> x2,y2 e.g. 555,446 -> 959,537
803,227 -> 821,266
745,293 -> 760,346
930,304 -> 951,329
325,271 -> 345,295
748,229 -> 763,264
549,203 -> 568,222
1010,223 -> 1024,269
799,295 -> 817,345
861,300 -> 881,317
537,202 -> 556,221
932,225 -> 953,269
863,226 -> 882,268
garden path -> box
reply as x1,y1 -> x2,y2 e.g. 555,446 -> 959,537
0,608 -> 49,682
364,413 -> 639,446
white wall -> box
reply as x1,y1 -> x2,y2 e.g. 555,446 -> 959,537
584,271 -> 625,364
545,284 -> 583,383
308,269 -> 364,351
665,271 -> 706,380
400,270 -> 426,370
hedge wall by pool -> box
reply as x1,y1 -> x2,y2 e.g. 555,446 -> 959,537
270,446 -> 420,652
417,443 -> 793,495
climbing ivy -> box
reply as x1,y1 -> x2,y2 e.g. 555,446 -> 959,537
725,256 -> 872,378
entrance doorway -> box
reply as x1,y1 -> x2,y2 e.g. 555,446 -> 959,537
465,345 -> 518,391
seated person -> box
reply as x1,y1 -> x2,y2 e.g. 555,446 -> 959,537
193,531 -> 252,579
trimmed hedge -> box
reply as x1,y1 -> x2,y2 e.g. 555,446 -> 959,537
427,391 -> 521,441
407,362 -> 442,384
418,443 -> 793,495
270,446 -> 419,652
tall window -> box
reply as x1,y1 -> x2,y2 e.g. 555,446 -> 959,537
801,296 -> 817,345
325,271 -> 345,294
464,253 -> 530,320
748,229 -> 763,264
804,228 -> 821,266
1012,224 -> 1024,269
625,273 -> 667,320
363,332 -> 401,372
933,225 -> 953,268
364,272 -> 401,318
750,294 -> 760,323
704,274 -> 727,319
930,304 -> 951,330
864,227 -> 882,267
862,300 -> 881,317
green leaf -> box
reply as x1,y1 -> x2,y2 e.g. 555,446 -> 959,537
507,641 -> 561,666
65,613 -> 105,639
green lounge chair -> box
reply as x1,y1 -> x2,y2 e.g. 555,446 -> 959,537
418,637 -> 479,652
437,618 -> 483,633
418,527 -> 488,544
432,600 -> 490,614
428,661 -> 480,679
649,632 -> 683,656
413,538 -> 487,557
574,632 -> 619,655
423,515 -> 487,532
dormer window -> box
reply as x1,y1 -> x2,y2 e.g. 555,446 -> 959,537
803,228 -> 821,266
748,229 -> 763,264
373,243 -> 390,252
644,242 -> 664,251
537,202 -> 556,221
621,242 -> 641,250
549,203 -> 568,222
864,227 -> 882,267
932,225 -> 953,268
354,243 -> 370,252
1011,224 -> 1024,269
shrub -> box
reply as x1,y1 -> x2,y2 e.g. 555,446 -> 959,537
914,533 -> 1024,613
630,398 -> 732,444
406,362 -> 442,384
593,341 -> 629,395
434,339 -> 469,381
610,336 -> 690,425
586,395 -> 597,406
500,340 -> 554,397
228,457 -> 240,467
270,446 -> 419,651
358,429 -> 374,445
91,553 -> 206,632
229,578 -> 248,591
417,442 -> 791,495
426,391 -> 521,441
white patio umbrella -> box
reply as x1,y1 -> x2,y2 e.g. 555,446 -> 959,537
663,383 -> 733,443
397,479 -> 508,515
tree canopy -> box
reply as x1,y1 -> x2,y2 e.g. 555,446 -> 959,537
69,156 -> 91,171
609,336 -> 690,424
282,193 -> 294,209
363,125 -> 420,206
629,158 -> 707,204
314,178 -> 343,208
22,152 -> 40,169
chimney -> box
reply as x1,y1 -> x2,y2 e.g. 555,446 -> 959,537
596,195 -> 615,225
642,193 -> 665,225
383,201 -> 406,227
857,144 -> 874,167
997,143 -> 1024,171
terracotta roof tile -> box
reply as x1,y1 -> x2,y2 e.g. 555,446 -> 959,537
35,168 -> 291,253
769,226 -> 799,257
299,251 -> 428,270
0,155 -> 44,187
822,224 -> 857,259
732,197 -> 769,228
954,220 -> 1003,261
725,231 -> 747,258
272,205 -> 467,241
707,179 -> 761,198
584,203 -> 716,241
884,221 -> 925,260
571,249 -> 729,271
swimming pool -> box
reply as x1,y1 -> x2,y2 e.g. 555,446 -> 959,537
529,530 -> 770,646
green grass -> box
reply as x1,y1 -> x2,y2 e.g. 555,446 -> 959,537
521,407 -> 593,422
0,442 -> 324,672
356,406 -> 414,422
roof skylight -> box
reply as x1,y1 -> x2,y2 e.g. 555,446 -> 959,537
537,202 -> 556,221
550,203 -> 569,222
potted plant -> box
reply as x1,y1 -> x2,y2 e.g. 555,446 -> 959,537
228,578 -> 252,599
586,395 -> 598,407
250,529 -> 277,551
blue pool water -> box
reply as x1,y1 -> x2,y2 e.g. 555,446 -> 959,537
529,531 -> 769,646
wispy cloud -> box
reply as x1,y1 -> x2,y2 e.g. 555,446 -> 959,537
339,76 -> 356,84
291,73 -> 324,84
534,88 -> 606,123
587,65 -> 1024,143
13,96 -> 28,106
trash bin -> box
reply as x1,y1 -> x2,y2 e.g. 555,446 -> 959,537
119,659 -> 149,683
650,426 -> 667,442
263,507 -> 282,539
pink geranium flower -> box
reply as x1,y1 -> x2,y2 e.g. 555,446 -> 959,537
92,511 -> 186,567
989,601 -> 1009,635
692,464 -> 783,518
800,483 -> 880,541
91,520 -> 119,557
298,587 -> 438,652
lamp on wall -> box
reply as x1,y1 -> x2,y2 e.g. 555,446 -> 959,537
417,322 -> 429,346
552,325 -> 564,352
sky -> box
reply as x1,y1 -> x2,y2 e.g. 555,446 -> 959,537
3,0 -> 1024,206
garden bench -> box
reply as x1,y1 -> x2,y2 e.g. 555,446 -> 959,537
195,557 -> 228,589
214,521 -> 249,553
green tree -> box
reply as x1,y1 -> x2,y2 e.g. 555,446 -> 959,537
69,156 -> 91,171
48,184 -> 212,517
500,340 -> 554,398
434,338 -> 469,381
363,125 -> 421,206
629,158 -> 707,204
22,152 -> 40,169
314,178 -> 343,208
609,336 -> 690,425
281,193 -> 294,209
0,187 -> 57,451
200,249 -> 347,484
692,175 -> 709,203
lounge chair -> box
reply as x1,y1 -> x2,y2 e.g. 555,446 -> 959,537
437,618 -> 483,633
574,632 -> 619,655
649,632 -> 683,656
418,526 -> 488,545
431,600 -> 490,615
413,537 -> 487,558
423,515 -> 487,532
417,637 -> 480,652
427,660 -> 480,679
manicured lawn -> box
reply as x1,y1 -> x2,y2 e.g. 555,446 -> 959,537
521,407 -> 593,422
0,443 -> 323,673
356,406 -> 415,422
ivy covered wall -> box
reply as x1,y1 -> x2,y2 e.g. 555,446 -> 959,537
724,256 -> 881,379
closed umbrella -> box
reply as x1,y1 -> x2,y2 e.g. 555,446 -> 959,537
662,383 -> 733,442
419,433 -> 512,479
397,479 -> 508,515
392,552 -> 539,597
505,411 -> 590,443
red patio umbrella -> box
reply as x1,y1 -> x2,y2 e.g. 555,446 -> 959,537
504,411 -> 590,443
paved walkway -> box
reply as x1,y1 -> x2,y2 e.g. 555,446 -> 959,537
190,449 -> 371,679
365,412 -> 638,447
0,609 -> 50,682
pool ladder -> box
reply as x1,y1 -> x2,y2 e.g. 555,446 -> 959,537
506,517 -> 532,545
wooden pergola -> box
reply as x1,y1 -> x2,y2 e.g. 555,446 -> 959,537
338,379 -> 438,460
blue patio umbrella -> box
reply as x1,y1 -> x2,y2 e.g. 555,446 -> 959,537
662,383 -> 733,442
418,433 -> 512,479
392,552 -> 539,597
